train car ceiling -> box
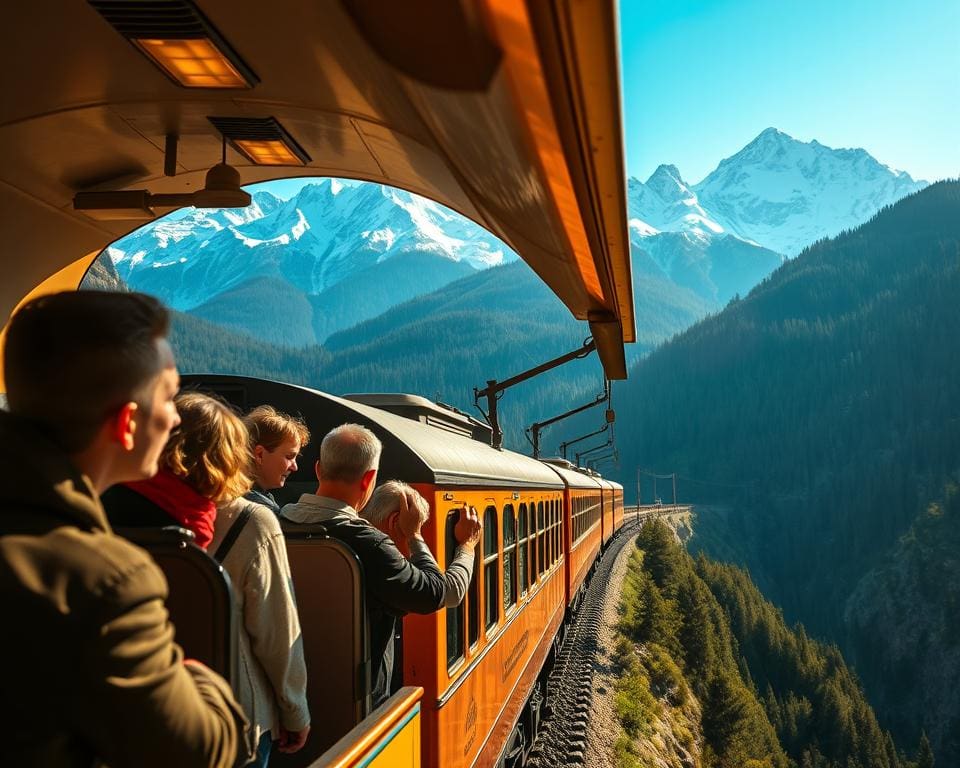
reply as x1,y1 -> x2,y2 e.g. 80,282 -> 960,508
1,0 -> 634,380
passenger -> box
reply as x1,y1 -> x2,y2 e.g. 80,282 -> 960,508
280,423 -> 480,706
361,480 -> 480,607
243,404 -> 310,515
103,391 -> 251,549
104,393 -> 311,767
0,291 -> 247,768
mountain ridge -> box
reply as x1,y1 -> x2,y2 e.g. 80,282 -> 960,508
606,180 -> 960,762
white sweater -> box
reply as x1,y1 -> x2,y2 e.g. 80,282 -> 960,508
211,499 -> 310,751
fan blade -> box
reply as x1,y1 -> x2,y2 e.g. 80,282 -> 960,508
73,190 -> 155,221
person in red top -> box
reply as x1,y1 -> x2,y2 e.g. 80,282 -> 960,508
103,391 -> 251,548
103,391 -> 310,765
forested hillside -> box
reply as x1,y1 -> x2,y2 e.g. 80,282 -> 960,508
611,180 -> 960,760
187,250 -> 477,345
170,255 -> 708,449
616,522 -> 912,768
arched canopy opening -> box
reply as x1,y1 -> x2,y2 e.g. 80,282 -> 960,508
1,0 -> 633,377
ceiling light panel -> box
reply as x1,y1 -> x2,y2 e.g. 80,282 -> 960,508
88,0 -> 258,89
208,117 -> 311,166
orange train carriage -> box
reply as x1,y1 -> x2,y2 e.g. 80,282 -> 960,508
598,475 -> 626,546
541,459 -> 602,613
181,374 -> 626,767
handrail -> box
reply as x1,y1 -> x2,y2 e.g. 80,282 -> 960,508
308,686 -> 423,768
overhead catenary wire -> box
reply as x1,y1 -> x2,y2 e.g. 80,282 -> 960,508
638,467 -> 758,489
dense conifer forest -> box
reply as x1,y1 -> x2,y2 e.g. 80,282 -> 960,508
167,254 -> 707,448
617,522 -> 927,768
613,181 -> 960,761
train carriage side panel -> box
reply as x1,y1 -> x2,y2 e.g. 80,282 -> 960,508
612,481 -> 624,535
597,477 -> 613,548
541,461 -> 602,611
417,487 -> 565,768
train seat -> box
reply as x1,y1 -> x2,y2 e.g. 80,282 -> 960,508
116,526 -> 237,686
274,522 -> 372,768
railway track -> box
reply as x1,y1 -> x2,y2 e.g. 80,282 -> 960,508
527,520 -> 641,767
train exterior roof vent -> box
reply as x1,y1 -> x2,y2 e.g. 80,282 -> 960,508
344,394 -> 493,443
542,457 -> 575,470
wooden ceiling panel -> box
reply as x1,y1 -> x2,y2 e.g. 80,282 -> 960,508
1,0 -> 634,378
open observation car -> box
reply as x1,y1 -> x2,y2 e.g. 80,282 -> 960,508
2,0 -> 633,765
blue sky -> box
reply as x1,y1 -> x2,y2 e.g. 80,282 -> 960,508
619,0 -> 960,184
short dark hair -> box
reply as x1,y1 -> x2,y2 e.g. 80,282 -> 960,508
4,291 -> 171,452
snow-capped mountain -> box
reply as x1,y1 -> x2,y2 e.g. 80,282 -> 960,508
628,164 -> 724,239
97,128 -> 928,344
626,129 -> 927,304
693,128 -> 927,256
107,179 -> 516,311
627,163 -> 781,304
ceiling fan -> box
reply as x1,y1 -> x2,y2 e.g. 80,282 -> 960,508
74,161 -> 251,221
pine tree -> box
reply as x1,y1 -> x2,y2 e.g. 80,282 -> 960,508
917,731 -> 934,768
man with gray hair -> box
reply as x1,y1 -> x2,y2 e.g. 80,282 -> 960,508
281,423 -> 477,706
362,481 -> 480,608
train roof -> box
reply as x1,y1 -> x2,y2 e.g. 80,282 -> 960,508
2,0 -> 634,383
541,458 -> 603,490
185,374 -> 563,489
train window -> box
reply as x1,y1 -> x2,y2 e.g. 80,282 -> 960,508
577,497 -> 584,541
556,500 -> 562,560
548,501 -> 555,566
547,501 -> 557,568
557,499 -> 564,560
502,505 -> 517,612
469,541 -> 481,649
528,503 -> 537,585
537,501 -> 546,577
483,506 -> 499,632
518,504 -> 528,595
555,500 -> 561,562
445,511 -> 465,669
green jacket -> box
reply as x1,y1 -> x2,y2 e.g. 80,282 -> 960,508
0,411 -> 248,767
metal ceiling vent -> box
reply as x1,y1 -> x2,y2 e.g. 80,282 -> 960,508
208,117 -> 312,166
88,0 -> 259,88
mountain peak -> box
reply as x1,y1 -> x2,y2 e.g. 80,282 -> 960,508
694,129 -> 928,256
647,164 -> 684,184
645,163 -> 691,204
744,127 -> 795,150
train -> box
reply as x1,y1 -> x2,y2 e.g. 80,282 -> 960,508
171,375 -> 626,767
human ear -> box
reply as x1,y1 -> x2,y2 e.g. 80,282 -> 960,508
314,459 -> 322,481
113,402 -> 138,451
361,468 -> 377,492
254,444 -> 266,463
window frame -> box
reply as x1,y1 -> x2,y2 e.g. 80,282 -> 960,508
444,509 -> 466,671
518,502 -> 528,596
482,505 -> 499,633
502,504 -> 518,614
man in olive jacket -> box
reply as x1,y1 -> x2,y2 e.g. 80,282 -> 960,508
0,292 -> 247,768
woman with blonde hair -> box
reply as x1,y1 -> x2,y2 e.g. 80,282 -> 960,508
104,392 -> 310,766
243,404 -> 310,515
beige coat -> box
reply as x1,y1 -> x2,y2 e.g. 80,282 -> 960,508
211,499 -> 310,752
